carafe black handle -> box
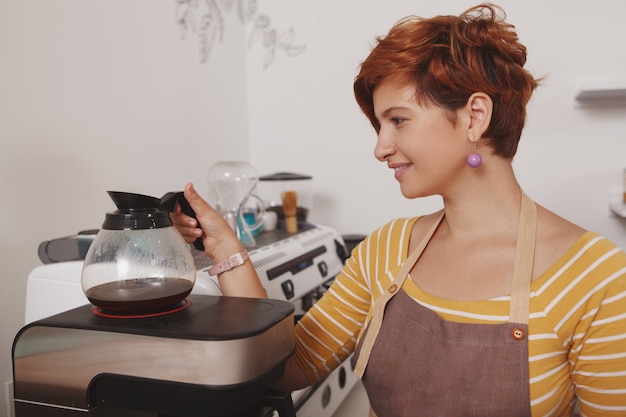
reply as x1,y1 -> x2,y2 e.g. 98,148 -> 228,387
159,191 -> 204,251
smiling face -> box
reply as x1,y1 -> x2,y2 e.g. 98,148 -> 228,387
373,76 -> 473,199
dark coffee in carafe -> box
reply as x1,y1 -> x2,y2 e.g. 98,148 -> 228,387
85,277 -> 193,315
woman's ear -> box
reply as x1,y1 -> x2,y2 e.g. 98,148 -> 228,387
467,92 -> 493,140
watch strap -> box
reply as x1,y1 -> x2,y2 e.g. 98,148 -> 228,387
208,250 -> 249,276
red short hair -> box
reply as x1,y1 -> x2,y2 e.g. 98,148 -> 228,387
354,3 -> 539,158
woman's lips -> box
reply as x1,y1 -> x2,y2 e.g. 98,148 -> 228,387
391,163 -> 412,180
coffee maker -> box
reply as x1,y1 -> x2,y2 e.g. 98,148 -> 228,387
13,295 -> 295,417
12,190 -> 297,417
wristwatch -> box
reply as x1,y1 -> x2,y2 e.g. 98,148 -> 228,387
208,250 -> 249,276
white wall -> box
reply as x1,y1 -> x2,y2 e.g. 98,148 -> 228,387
0,1 -> 250,414
2,1 -> 626,415
247,0 -> 626,239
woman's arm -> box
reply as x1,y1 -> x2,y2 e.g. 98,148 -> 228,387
172,183 -> 311,391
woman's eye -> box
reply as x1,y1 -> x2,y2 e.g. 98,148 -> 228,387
391,117 -> 405,125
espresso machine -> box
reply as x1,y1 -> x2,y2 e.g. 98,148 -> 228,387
12,190 -> 297,417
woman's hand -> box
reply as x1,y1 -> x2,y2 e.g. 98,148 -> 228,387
171,183 -> 239,260
174,182 -> 267,298
170,198 -> 204,246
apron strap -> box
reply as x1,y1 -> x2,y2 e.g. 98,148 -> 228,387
354,211 -> 445,378
509,192 -> 537,324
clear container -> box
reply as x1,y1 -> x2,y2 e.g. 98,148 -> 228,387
257,172 -> 312,222
81,191 -> 196,316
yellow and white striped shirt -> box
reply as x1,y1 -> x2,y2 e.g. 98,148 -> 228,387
293,217 -> 626,416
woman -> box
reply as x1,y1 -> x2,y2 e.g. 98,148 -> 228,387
174,3 -> 626,416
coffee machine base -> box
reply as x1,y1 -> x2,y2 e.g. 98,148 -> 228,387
13,295 -> 296,417
16,378 -> 294,417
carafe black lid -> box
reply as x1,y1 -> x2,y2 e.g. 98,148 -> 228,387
108,191 -> 161,210
102,191 -> 176,230
259,172 -> 312,181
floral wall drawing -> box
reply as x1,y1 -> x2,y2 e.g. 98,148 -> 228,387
175,0 -> 306,69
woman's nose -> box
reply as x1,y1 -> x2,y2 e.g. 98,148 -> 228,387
374,129 -> 395,162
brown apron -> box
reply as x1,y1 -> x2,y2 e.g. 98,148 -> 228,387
352,193 -> 536,417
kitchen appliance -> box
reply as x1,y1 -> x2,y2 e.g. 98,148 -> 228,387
21,222 -> 364,417
81,190 -> 196,316
257,173 -> 312,223
13,295 -> 296,417
37,229 -> 98,264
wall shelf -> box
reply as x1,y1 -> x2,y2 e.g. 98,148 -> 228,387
609,193 -> 626,217
576,81 -> 626,104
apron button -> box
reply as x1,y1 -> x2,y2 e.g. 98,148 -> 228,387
388,284 -> 398,293
512,327 -> 526,341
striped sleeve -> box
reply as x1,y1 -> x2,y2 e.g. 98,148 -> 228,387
291,218 -> 416,383
530,233 -> 626,416
559,236 -> 626,415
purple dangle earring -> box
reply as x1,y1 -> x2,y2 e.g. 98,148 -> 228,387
467,142 -> 482,169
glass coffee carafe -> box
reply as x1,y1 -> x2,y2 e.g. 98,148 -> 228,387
81,191 -> 196,316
